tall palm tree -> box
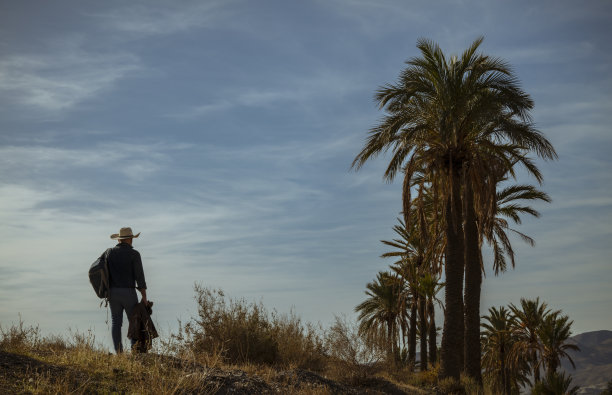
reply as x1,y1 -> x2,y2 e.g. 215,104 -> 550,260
538,312 -> 579,377
355,271 -> 407,364
352,37 -> 556,379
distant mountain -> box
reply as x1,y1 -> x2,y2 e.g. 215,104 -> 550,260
561,330 -> 612,395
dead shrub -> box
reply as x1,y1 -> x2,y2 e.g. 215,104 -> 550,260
0,316 -> 41,352
271,309 -> 327,370
179,284 -> 327,370
324,315 -> 385,383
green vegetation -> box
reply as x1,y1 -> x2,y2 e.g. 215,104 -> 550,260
352,36 -> 557,385
530,371 -> 579,395
481,299 -> 579,394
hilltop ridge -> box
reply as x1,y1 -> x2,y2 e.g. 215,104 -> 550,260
562,330 -> 612,394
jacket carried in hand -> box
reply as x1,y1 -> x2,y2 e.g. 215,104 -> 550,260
127,301 -> 158,353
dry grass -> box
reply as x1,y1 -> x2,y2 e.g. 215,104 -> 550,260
0,318 -> 220,394
1,289 -> 502,394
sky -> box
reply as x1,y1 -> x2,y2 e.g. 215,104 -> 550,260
1,0 -> 611,352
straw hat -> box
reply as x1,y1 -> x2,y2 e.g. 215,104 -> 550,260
110,227 -> 141,240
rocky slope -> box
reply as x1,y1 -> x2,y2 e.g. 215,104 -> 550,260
562,330 -> 612,394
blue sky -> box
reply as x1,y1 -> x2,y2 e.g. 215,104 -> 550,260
1,0 -> 610,351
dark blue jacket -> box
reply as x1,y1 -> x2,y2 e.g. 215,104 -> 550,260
107,242 -> 147,289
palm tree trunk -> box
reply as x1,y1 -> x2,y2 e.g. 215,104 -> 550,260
533,349 -> 540,383
387,320 -> 394,365
439,166 -> 465,380
403,165 -> 417,371
409,300 -> 417,368
428,297 -> 437,366
546,358 -> 557,379
401,320 -> 407,359
419,294 -> 428,371
464,177 -> 482,383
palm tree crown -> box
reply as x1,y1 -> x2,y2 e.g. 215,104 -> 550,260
355,271 -> 407,363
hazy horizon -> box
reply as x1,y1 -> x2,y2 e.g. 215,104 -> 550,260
1,0 -> 611,351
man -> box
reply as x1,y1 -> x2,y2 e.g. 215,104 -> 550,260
107,227 -> 148,353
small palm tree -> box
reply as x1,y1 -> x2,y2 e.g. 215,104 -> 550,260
481,306 -> 530,394
355,271 -> 408,364
538,312 -> 579,377
383,210 -> 443,371
382,217 -> 421,367
419,272 -> 444,367
510,298 -> 554,383
531,371 -> 580,395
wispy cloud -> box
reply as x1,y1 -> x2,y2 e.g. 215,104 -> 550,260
91,0 -> 240,37
318,0 -> 428,38
169,70 -> 368,119
0,41 -> 140,113
498,41 -> 599,65
0,142 -> 180,183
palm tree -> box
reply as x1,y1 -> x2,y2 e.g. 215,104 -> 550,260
462,100 -> 556,384
481,306 -> 530,394
383,210 -> 443,371
419,272 -> 444,367
382,218 -> 420,368
481,182 -> 551,276
510,297 -> 554,383
391,258 -> 419,368
355,271 -> 408,364
352,37 -> 556,379
531,371 -> 580,395
538,312 -> 579,377
467,179 -> 552,383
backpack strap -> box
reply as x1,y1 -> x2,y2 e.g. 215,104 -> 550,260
101,248 -> 112,304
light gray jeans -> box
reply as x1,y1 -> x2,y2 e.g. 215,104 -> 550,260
109,287 -> 138,353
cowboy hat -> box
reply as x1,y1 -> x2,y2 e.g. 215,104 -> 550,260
110,227 -> 141,240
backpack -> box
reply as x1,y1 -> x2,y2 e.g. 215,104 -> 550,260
89,248 -> 111,299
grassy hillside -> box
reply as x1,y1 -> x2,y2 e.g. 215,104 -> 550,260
3,287 -> 589,394
1,310 -> 445,394
0,323 -> 432,394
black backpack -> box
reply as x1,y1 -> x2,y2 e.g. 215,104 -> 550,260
89,249 -> 111,299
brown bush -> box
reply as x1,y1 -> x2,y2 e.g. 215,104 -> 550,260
324,315 -> 385,383
0,317 -> 41,352
178,285 -> 327,370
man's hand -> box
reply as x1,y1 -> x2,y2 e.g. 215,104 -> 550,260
138,288 -> 148,305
